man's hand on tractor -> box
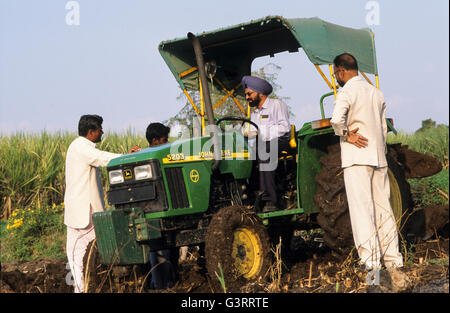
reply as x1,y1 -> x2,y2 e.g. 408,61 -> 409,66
345,128 -> 368,148
247,131 -> 258,138
128,145 -> 141,153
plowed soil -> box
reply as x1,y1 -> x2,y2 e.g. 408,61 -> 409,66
1,232 -> 448,293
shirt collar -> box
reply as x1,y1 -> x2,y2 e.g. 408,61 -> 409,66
79,136 -> 96,147
345,75 -> 363,85
255,98 -> 270,112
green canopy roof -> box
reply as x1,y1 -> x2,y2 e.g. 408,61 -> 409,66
158,16 -> 378,97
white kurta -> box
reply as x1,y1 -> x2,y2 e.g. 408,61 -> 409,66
330,76 -> 403,269
330,76 -> 387,168
63,136 -> 122,229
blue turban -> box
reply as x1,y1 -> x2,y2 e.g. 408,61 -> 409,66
241,76 -> 273,95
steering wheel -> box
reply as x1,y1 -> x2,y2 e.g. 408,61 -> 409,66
216,116 -> 259,161
216,116 -> 259,136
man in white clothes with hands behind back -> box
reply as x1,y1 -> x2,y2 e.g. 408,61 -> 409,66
64,114 -> 140,293
330,53 -> 410,289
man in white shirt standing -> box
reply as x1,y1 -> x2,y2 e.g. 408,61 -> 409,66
64,114 -> 139,293
242,76 -> 290,212
330,54 -> 406,280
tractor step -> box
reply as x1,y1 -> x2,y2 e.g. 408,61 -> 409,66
258,207 -> 305,219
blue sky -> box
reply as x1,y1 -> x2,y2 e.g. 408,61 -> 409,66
0,0 -> 448,135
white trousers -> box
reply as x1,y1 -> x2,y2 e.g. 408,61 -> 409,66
343,165 -> 403,269
66,215 -> 96,293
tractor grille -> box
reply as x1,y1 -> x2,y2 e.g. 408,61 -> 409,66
164,167 -> 189,209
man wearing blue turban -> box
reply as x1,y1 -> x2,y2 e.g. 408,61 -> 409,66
242,75 -> 291,212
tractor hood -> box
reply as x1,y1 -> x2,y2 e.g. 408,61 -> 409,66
107,133 -> 251,168
107,138 -> 203,168
107,142 -> 171,168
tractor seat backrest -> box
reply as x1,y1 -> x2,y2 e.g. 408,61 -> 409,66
279,125 -> 298,160
289,124 -> 297,149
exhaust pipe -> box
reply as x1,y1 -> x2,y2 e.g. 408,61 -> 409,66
188,32 -> 221,170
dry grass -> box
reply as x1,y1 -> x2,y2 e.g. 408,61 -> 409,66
267,237 -> 283,292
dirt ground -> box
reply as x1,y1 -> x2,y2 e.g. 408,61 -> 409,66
1,232 -> 448,294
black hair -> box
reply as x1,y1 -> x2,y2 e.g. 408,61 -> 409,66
78,115 -> 103,136
145,122 -> 170,144
333,53 -> 359,71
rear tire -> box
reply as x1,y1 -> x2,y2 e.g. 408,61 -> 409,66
314,143 -> 413,255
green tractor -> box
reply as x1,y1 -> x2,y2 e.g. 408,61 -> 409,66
91,16 -> 442,290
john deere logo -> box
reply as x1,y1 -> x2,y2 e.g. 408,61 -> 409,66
123,169 -> 132,180
190,169 -> 199,183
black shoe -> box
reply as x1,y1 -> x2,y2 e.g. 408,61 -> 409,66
277,198 -> 287,210
262,201 -> 278,213
254,190 -> 266,211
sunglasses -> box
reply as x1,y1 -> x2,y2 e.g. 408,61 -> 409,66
245,91 -> 256,97
332,68 -> 344,79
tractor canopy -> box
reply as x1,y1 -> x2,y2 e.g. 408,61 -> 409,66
158,15 -> 378,99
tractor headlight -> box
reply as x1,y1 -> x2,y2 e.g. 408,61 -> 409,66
134,164 -> 153,181
108,169 -> 124,184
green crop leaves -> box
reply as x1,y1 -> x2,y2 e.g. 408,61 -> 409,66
409,169 -> 449,208
0,130 -> 148,220
1,203 -> 65,262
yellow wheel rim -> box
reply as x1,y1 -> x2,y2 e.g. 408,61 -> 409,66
232,227 -> 263,279
388,169 -> 403,228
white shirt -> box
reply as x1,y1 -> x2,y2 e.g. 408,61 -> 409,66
64,136 -> 122,229
250,98 -> 290,141
330,76 -> 388,168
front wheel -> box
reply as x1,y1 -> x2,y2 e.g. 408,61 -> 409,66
204,206 -> 271,292
83,239 -> 104,293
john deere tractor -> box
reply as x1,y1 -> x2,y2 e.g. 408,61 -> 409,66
91,16 -> 442,290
